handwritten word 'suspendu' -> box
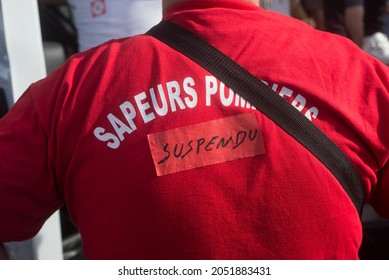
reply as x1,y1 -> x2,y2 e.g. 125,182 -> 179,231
147,113 -> 265,176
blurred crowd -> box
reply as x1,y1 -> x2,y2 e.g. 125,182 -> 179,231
287,0 -> 389,65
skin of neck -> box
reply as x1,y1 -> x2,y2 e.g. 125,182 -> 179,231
162,0 -> 260,10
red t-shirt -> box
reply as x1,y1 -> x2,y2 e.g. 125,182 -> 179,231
1,0 -> 389,259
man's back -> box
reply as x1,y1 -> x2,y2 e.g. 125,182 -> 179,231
0,0 -> 388,259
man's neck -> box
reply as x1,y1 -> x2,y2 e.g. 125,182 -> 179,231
162,0 -> 259,10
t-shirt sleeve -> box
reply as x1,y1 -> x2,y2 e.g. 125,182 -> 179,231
356,59 -> 389,219
0,87 -> 63,242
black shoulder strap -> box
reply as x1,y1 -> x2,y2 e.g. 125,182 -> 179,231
146,21 -> 365,215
